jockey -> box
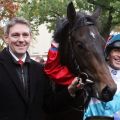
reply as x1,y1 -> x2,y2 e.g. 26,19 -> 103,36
84,34 -> 120,120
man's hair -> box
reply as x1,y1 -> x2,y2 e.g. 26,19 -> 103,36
4,17 -> 31,35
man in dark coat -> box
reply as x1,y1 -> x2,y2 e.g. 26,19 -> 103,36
0,17 -> 82,120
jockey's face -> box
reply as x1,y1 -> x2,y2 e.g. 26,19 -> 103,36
107,48 -> 120,70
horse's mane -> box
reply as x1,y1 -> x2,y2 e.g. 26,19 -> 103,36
53,17 -> 69,43
53,12 -> 98,75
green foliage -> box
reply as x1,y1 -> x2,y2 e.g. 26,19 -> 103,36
16,0 -> 120,38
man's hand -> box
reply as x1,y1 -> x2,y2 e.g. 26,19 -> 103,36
68,77 -> 94,97
68,77 -> 81,97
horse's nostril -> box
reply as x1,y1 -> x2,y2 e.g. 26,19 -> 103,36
101,86 -> 115,102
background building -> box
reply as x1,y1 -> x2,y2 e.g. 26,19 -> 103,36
29,24 -> 53,61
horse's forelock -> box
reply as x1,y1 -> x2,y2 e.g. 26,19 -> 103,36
74,12 -> 97,28
54,12 -> 97,43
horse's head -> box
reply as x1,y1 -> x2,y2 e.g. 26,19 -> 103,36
67,2 -> 117,102
54,2 -> 117,102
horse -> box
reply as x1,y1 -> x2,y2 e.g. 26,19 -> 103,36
54,1 -> 117,102
46,2 -> 117,120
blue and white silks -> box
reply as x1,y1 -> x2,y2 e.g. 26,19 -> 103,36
84,66 -> 120,120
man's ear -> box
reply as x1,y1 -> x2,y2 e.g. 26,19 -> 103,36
3,35 -> 9,44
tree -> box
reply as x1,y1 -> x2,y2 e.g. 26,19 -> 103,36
0,0 -> 19,50
1,0 -> 119,43
17,0 -> 70,33
16,0 -> 120,39
87,0 -> 120,38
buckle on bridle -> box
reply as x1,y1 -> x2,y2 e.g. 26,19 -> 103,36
78,72 -> 94,87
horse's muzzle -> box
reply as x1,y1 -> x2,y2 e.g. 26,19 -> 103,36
100,86 -> 116,102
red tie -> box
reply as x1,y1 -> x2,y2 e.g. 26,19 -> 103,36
18,59 -> 24,66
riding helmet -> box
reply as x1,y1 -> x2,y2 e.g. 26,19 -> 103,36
104,34 -> 120,59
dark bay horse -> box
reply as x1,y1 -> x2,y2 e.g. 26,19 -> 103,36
46,2 -> 117,120
54,2 -> 116,102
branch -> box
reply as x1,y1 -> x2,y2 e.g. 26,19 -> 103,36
87,0 -> 114,11
112,21 -> 120,26
49,10 -> 62,17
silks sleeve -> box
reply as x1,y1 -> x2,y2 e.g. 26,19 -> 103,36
44,41 -> 75,86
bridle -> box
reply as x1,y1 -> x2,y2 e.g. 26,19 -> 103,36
68,17 -> 95,111
68,16 -> 94,82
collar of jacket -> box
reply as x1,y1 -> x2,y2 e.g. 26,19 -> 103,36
0,47 -> 31,64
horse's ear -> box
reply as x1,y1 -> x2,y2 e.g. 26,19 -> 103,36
92,6 -> 102,20
67,2 -> 76,25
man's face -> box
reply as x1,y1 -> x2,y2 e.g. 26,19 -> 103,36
107,48 -> 120,69
5,23 -> 32,58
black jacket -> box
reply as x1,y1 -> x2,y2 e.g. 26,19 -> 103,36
0,48 -> 74,120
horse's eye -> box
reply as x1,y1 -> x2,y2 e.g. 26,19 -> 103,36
77,42 -> 85,49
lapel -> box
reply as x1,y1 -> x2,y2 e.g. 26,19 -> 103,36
0,48 -> 28,104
